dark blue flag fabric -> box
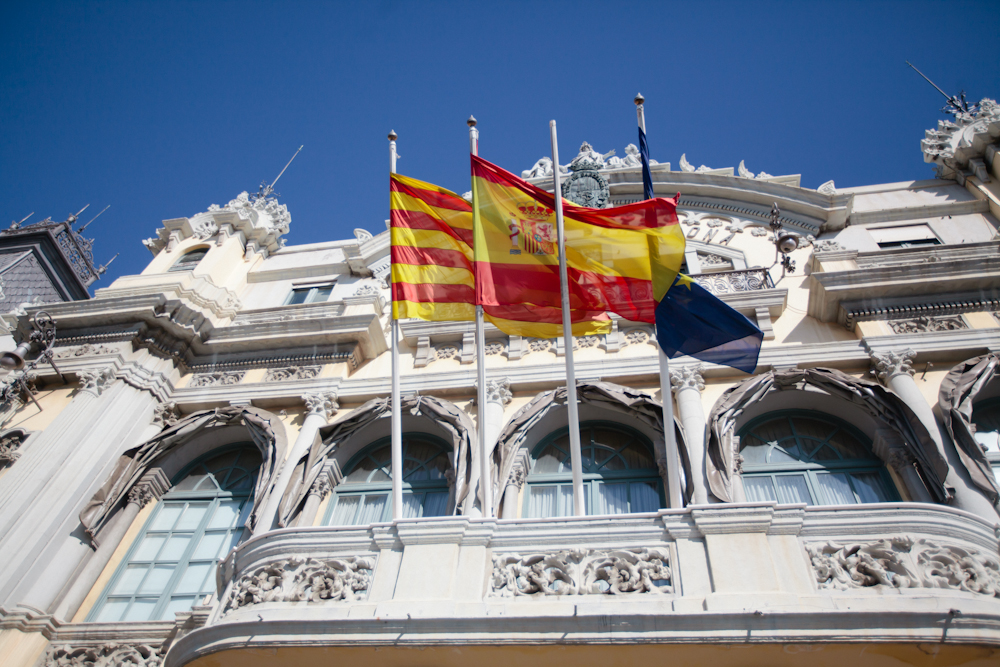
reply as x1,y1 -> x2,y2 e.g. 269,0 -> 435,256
655,274 -> 763,374
638,126 -> 654,201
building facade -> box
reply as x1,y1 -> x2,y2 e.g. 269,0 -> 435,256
1,99 -> 1000,667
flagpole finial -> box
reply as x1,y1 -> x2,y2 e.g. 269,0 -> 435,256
634,93 -> 645,105
467,115 -> 477,128
388,130 -> 397,141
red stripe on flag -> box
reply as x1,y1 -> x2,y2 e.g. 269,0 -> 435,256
391,281 -> 475,304
390,209 -> 474,247
392,245 -> 472,271
391,178 -> 471,213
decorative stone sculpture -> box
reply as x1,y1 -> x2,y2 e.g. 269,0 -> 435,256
78,367 -> 115,397
227,555 -> 376,612
490,548 -> 672,597
605,144 -> 656,170
568,142 -> 611,171
151,401 -> 181,428
0,431 -> 26,465
485,377 -> 513,406
46,643 -> 164,667
189,370 -> 246,387
55,343 -> 117,359
871,349 -> 916,381
562,145 -> 611,208
265,366 -> 322,382
303,391 -> 339,421
807,537 -> 1000,597
521,157 -> 566,179
817,180 -> 837,195
887,315 -> 967,334
670,364 -> 705,392
813,239 -> 845,253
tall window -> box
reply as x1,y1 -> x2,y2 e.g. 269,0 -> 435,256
524,422 -> 662,518
326,435 -> 451,525
972,397 -> 1000,482
285,284 -> 333,305
738,411 -> 897,505
168,248 -> 208,273
88,446 -> 261,622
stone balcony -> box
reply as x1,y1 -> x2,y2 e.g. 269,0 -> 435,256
165,502 -> 1000,666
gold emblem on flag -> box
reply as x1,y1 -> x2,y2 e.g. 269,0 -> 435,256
513,204 -> 555,255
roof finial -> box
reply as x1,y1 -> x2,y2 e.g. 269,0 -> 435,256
634,93 -> 644,106
467,115 -> 477,128
905,61 -> 977,116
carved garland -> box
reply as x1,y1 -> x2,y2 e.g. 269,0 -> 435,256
807,537 -> 1000,597
490,547 -> 672,597
264,365 -> 322,382
45,643 -> 164,667
226,555 -> 376,613
189,370 -> 246,387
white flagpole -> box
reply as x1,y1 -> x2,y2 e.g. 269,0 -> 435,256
469,116 -> 492,517
636,98 -> 683,509
389,130 -> 404,520
549,120 -> 586,517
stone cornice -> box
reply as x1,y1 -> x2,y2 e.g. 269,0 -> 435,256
847,197 -> 990,225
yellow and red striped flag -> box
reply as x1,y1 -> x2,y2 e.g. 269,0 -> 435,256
390,173 -> 610,337
471,155 -> 685,324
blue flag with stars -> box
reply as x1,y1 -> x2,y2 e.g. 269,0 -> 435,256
638,125 -> 654,201
655,274 -> 763,374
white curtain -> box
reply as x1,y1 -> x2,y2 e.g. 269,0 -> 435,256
596,483 -> 628,515
529,486 -> 559,518
630,482 -> 660,512
851,472 -> 888,503
401,493 -> 422,519
329,495 -> 360,525
815,473 -> 856,504
357,494 -> 388,524
423,491 -> 449,517
742,476 -> 777,503
774,474 -> 813,505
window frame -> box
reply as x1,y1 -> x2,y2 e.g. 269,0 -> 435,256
737,410 -> 899,506
168,247 -> 209,273
522,420 -> 664,518
284,283 -> 335,306
324,433 -> 453,526
86,444 -> 261,623
971,396 -> 1000,483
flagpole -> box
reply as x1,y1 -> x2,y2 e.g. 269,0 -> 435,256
549,120 -> 586,517
469,116 -> 492,518
389,130 -> 404,520
636,94 -> 683,509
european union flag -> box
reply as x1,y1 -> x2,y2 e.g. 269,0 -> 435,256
655,274 -> 763,374
638,125 -> 654,201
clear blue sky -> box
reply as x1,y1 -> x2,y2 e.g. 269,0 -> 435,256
2,1 -> 998,286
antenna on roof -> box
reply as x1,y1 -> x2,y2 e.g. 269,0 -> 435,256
77,204 -> 110,234
905,61 -> 976,116
96,252 -> 119,276
9,212 -> 34,230
66,204 -> 90,225
255,145 -> 304,200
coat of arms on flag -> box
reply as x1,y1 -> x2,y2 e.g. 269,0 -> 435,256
509,204 -> 555,255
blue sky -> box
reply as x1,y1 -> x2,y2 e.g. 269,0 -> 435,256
2,1 -> 998,286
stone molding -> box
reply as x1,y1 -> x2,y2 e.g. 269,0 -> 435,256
264,365 -> 322,382
870,348 -> 916,381
188,370 -> 245,388
302,391 -> 339,421
670,364 -> 705,393
490,547 -> 672,597
887,314 -> 968,334
78,367 -> 116,397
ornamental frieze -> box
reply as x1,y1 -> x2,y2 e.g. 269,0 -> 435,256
887,315 -> 967,334
188,370 -> 246,387
264,365 -> 322,382
226,555 -> 375,613
490,547 -> 672,597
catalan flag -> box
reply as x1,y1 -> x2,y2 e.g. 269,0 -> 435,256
471,155 -> 686,324
390,173 -> 610,337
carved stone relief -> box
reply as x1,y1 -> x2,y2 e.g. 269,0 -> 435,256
484,341 -> 505,356
813,239 -> 845,253
871,349 -> 916,381
576,335 -> 599,349
435,344 -> 459,361
807,537 -> 1000,597
227,556 -> 376,613
528,338 -> 551,353
78,367 -> 115,397
490,548 -> 672,597
887,315 -> 967,334
265,365 -> 322,382
303,391 -> 339,421
152,401 -> 181,428
485,377 -> 513,406
670,364 -> 705,393
622,328 -> 652,347
0,431 -> 27,464
353,283 -> 381,297
189,370 -> 246,387
45,644 -> 164,667
54,343 -> 118,359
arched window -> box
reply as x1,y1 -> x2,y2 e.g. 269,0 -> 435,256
325,434 -> 451,525
738,411 -> 897,505
524,422 -> 662,518
87,445 -> 261,622
169,248 -> 208,273
972,397 -> 1000,482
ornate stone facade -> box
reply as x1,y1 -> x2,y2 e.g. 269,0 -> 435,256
227,556 -> 375,612
264,365 -> 322,382
188,370 -> 246,387
490,548 -> 672,597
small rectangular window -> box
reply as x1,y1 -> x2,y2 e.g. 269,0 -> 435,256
284,284 -> 334,305
869,224 -> 941,249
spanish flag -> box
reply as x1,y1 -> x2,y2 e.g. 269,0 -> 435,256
390,173 -> 609,337
471,155 -> 685,325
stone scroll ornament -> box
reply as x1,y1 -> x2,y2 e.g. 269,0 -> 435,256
226,556 -> 376,613
807,537 -> 1000,597
490,547 -> 672,597
46,643 -> 164,667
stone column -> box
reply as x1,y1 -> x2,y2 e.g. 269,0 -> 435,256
871,349 -> 998,519
255,392 -> 338,532
670,364 -> 710,505
53,469 -> 171,620
468,378 -> 512,516
500,450 -> 529,519
295,463 -> 342,527
871,427 -> 934,503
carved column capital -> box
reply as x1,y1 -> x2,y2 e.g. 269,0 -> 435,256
509,464 -> 527,490
302,391 -> 339,422
78,367 -> 116,397
127,468 -> 171,508
308,462 -> 343,500
670,364 -> 705,393
484,377 -> 513,406
870,348 -> 916,381
151,401 -> 181,428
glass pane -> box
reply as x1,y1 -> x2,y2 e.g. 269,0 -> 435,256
773,475 -> 813,505
125,598 -> 158,621
596,483 -> 628,515
403,457 -> 428,482
357,494 -> 387,524
532,445 -> 567,474
630,482 -> 660,512
739,444 -> 769,466
287,289 -> 309,305
424,453 -> 449,479
825,429 -> 870,460
172,472 -> 210,491
815,472 -> 856,505
161,596 -> 197,620
95,598 -> 129,622
975,430 -> 1000,454
175,562 -> 213,593
176,503 -> 210,531
345,456 -> 378,483
790,417 -> 837,444
851,471 -> 890,503
809,442 -> 841,461
139,565 -> 175,594
618,441 -> 654,470
402,493 -> 422,519
160,535 -> 193,562
112,564 -> 148,595
528,486 -> 558,518
330,496 -> 360,525
192,532 -> 227,560
149,504 -> 183,530
208,500 -> 242,529
743,476 -> 777,503
423,491 -> 449,517
306,286 -> 333,303
133,535 -> 166,561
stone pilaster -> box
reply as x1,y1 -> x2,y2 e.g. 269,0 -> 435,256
670,364 -> 709,504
